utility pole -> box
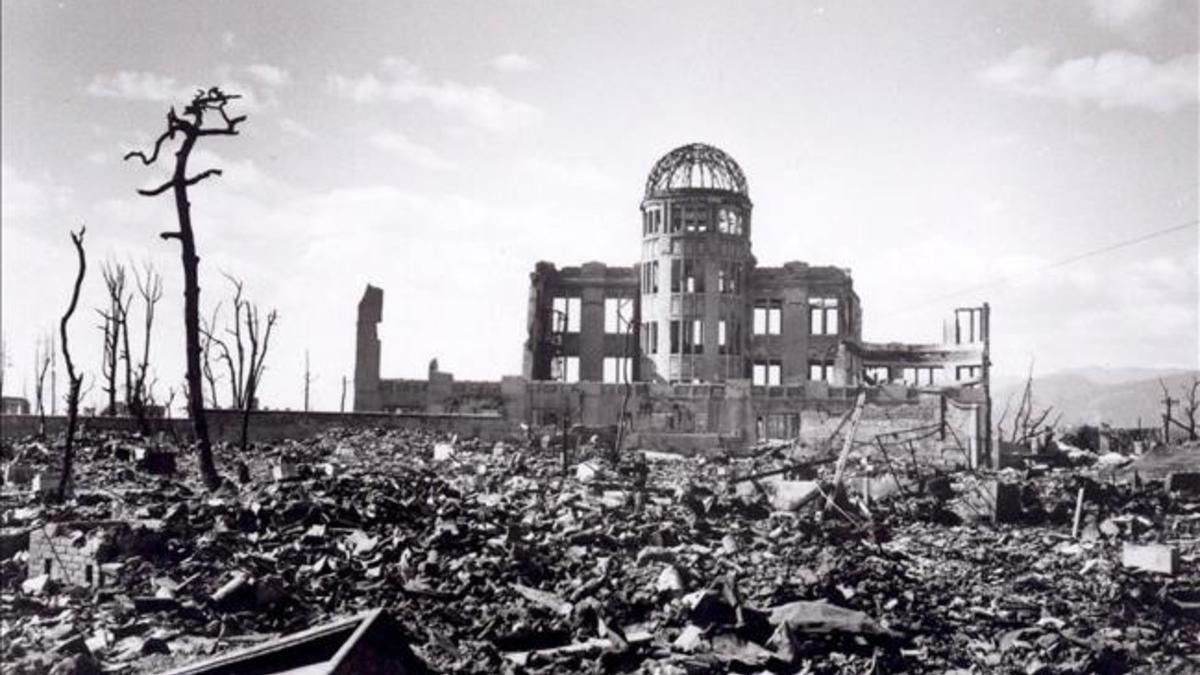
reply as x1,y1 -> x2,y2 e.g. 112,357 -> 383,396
981,302 -> 992,469
303,350 -> 312,413
340,375 -> 348,413
1162,392 -> 1177,443
50,333 -> 57,415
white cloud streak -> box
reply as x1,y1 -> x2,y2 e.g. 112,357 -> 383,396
85,71 -> 191,102
244,63 -> 290,87
368,130 -> 458,170
980,46 -> 1198,113
490,53 -> 539,73
329,57 -> 543,132
1088,0 -> 1164,29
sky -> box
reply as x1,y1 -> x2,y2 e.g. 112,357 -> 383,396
2,0 -> 1197,412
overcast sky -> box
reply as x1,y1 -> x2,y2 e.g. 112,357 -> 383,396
2,0 -> 1197,411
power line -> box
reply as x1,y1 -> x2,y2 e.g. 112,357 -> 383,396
881,218 -> 1198,317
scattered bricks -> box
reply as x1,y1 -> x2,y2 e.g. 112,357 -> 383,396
272,460 -> 299,482
0,527 -> 31,559
1122,543 -> 1179,575
1166,472 -> 1200,497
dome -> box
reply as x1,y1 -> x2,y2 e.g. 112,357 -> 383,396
644,143 -> 748,199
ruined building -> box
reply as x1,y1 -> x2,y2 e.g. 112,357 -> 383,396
355,143 -> 991,461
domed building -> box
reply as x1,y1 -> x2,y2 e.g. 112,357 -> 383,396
524,142 -> 864,388
355,142 -> 991,458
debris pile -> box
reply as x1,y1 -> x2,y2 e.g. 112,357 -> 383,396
2,428 -> 1198,673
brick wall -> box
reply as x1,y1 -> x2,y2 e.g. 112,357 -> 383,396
28,524 -> 106,587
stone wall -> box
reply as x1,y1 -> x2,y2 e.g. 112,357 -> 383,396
0,410 -> 519,444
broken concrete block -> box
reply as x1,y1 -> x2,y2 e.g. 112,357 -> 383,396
721,534 -> 739,555
432,443 -> 456,461
3,462 -> 34,487
32,472 -> 68,497
22,573 -> 53,595
1166,472 -> 1200,496
990,481 -> 1022,524
272,461 -> 299,482
320,462 -> 337,478
575,461 -> 601,483
600,490 -> 627,508
0,527 -> 30,559
1122,543 -> 1178,575
656,565 -> 686,593
48,652 -> 101,675
133,449 -> 176,475
673,624 -> 705,652
763,479 -> 819,512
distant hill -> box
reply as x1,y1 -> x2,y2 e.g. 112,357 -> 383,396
991,367 -> 1198,429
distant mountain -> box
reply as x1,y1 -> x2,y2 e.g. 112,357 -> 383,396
991,368 -> 1198,429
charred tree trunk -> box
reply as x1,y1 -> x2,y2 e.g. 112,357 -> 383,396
130,264 -> 163,435
59,228 -> 87,501
125,87 -> 246,490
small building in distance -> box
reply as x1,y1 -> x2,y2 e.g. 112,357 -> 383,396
1,396 -> 31,415
355,143 -> 991,462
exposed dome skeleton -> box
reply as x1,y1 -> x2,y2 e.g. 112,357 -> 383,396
644,143 -> 749,199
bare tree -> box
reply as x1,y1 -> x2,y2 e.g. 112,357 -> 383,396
124,87 -> 246,489
202,275 -> 277,450
128,262 -> 164,432
200,303 -> 223,408
996,362 -> 1058,447
1182,377 -> 1200,441
239,301 -> 277,451
1160,377 -> 1199,442
97,261 -> 131,416
33,333 -> 52,437
59,227 -> 87,501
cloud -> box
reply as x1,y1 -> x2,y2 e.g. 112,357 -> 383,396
329,56 -> 543,132
1088,0 -> 1163,29
368,130 -> 458,170
85,71 -> 191,102
279,118 -> 316,139
1,163 -> 71,223
490,53 -> 539,73
222,31 -> 236,50
980,46 -> 1198,112
87,64 -> 288,111
244,63 -> 290,87
858,230 -> 1198,376
517,157 -> 617,192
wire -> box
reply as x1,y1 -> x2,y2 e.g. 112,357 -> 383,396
881,218 -> 1198,316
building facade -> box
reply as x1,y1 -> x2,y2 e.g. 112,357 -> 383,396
355,143 -> 991,460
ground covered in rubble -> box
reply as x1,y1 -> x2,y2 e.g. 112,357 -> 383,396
2,429 -> 1199,674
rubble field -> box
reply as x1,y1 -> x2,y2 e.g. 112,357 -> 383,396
2,429 -> 1198,674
